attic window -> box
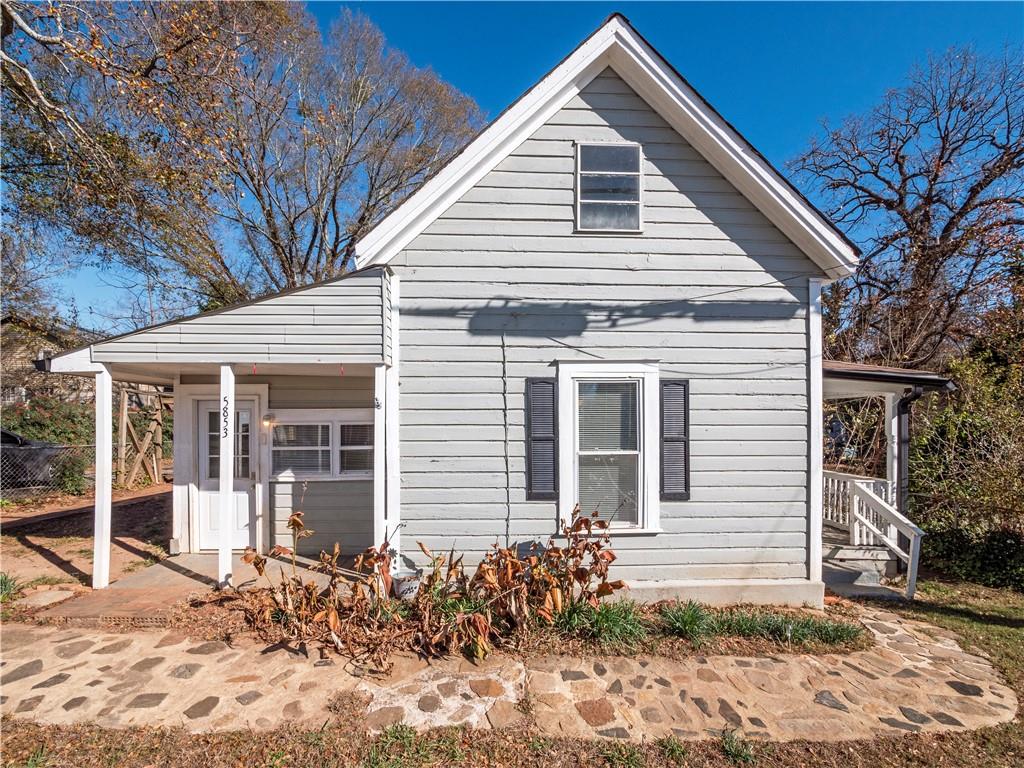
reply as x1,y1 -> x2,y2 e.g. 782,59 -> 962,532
576,143 -> 642,232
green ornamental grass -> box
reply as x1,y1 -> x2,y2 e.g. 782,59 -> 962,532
660,601 -> 862,647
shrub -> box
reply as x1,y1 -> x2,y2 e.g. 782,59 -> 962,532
660,600 -> 716,645
720,730 -> 755,765
660,603 -> 863,647
3,396 -> 94,445
584,601 -> 648,650
51,451 -> 88,495
714,608 -> 862,646
657,735 -> 688,765
1,572 -> 23,603
911,355 -> 1024,591
242,506 -> 628,669
922,527 -> 1024,591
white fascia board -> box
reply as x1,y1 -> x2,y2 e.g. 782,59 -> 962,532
48,346 -> 104,375
605,26 -> 856,280
354,16 -> 857,280
354,24 -> 618,269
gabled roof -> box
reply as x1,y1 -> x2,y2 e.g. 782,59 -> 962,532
354,13 -> 859,280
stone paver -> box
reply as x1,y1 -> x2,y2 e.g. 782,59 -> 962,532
15,590 -> 76,609
0,609 -> 1016,740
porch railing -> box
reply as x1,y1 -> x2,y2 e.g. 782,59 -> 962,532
822,469 -> 925,599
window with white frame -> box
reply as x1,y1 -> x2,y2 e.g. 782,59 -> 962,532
271,424 -> 331,476
575,142 -> 642,232
269,409 -> 374,480
558,363 -> 660,531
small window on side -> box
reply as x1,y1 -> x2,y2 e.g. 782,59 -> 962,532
576,143 -> 642,232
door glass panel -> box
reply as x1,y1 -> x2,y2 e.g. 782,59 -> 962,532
235,410 -> 250,478
205,408 -> 252,480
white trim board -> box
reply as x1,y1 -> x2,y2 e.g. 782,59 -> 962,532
354,14 -> 857,280
807,278 -> 824,584
556,361 -> 661,534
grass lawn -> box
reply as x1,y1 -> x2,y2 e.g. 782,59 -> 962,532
2,578 -> 1021,768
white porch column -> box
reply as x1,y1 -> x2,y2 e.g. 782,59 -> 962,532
92,365 -> 113,589
807,278 -> 824,584
884,392 -> 899,542
385,274 -> 401,568
884,393 -> 898,503
218,364 -> 235,588
373,364 -> 387,547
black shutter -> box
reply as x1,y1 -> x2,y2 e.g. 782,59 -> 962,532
526,378 -> 558,500
661,379 -> 690,501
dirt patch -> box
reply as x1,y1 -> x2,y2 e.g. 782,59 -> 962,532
0,488 -> 171,590
164,591 -> 254,642
0,483 -> 171,524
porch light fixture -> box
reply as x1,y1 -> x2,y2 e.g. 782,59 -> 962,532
262,413 -> 275,428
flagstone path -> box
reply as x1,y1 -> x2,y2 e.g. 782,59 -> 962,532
0,609 -> 1016,742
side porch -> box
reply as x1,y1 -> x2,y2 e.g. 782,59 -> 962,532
820,361 -> 954,598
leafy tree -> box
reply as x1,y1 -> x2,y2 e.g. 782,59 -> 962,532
2,2 -> 481,320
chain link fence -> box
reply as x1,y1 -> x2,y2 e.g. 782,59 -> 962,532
0,444 -> 95,501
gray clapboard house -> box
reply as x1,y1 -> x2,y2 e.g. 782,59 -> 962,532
43,15 -> 943,606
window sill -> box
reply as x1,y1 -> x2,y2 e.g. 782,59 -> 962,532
607,526 -> 663,536
573,228 -> 644,235
555,525 -> 663,537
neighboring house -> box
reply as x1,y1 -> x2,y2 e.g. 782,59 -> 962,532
41,16 -> 949,604
1,313 -> 96,405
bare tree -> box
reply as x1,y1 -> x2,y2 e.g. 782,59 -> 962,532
793,46 -> 1024,368
176,9 -> 482,297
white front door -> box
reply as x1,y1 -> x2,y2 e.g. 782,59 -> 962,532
197,401 -> 256,550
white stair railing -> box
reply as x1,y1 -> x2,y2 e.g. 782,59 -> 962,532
823,470 -> 892,541
822,469 -> 924,599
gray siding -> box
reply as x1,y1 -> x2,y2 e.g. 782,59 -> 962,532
178,374 -> 374,409
393,69 -> 823,582
270,480 -> 373,555
93,268 -> 387,365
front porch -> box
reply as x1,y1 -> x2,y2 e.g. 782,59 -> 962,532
72,363 -> 396,590
40,266 -> 400,590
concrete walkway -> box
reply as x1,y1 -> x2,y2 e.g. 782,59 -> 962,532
0,609 -> 1015,741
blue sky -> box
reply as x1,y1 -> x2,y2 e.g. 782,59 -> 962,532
67,1 -> 1022,329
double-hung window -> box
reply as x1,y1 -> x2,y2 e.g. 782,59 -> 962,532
575,142 -> 643,232
269,409 -> 373,480
556,363 -> 660,531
